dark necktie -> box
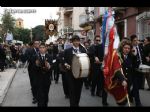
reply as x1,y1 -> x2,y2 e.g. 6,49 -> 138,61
74,49 -> 77,53
42,56 -> 45,61
35,48 -> 39,54
136,46 -> 142,63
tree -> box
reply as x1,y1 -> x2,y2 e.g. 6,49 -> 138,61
13,27 -> 31,44
1,10 -> 15,34
32,25 -> 45,41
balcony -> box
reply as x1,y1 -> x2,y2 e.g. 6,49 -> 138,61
79,14 -> 94,29
64,7 -> 73,15
113,7 -> 127,14
79,14 -> 88,26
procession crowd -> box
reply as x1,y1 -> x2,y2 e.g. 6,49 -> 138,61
0,34 -> 150,107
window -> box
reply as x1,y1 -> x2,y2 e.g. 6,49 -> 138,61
136,11 -> 150,40
19,21 -> 21,27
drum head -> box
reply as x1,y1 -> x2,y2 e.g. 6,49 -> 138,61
72,53 -> 90,78
72,54 -> 81,78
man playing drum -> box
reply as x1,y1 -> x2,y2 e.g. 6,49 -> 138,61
63,35 -> 87,107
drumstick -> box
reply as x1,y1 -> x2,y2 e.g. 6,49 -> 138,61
126,94 -> 131,107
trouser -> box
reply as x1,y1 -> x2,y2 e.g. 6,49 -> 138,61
53,61 -> 60,82
137,71 -> 145,89
131,74 -> 141,105
145,72 -> 150,89
37,74 -> 51,107
61,71 -> 69,96
91,67 -> 103,94
0,63 -> 4,71
66,71 -> 83,107
101,72 -> 108,103
28,67 -> 38,100
83,77 -> 89,88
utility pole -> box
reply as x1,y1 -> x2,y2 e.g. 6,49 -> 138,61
30,27 -> 33,42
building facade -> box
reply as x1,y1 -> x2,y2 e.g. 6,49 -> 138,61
15,18 -> 24,28
114,7 -> 150,40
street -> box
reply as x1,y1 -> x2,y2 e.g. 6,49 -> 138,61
1,68 -> 150,107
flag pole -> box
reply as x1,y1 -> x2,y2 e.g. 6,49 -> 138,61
126,93 -> 131,107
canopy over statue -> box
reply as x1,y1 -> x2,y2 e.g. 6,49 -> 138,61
45,19 -> 58,40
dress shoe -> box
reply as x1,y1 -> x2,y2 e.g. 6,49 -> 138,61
85,86 -> 89,89
96,93 -> 102,97
32,99 -> 38,104
146,88 -> 150,91
65,95 -> 69,99
136,103 -> 143,107
91,92 -> 95,96
102,102 -> 109,106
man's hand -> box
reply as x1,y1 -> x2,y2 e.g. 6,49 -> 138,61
103,67 -> 109,75
95,57 -> 100,64
64,63 -> 71,70
146,57 -> 150,62
45,61 -> 51,69
35,59 -> 40,66
122,80 -> 127,89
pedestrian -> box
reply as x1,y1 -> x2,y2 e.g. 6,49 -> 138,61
143,37 -> 150,90
24,40 -> 40,104
130,34 -> 145,90
0,44 -> 6,71
33,43 -> 52,107
118,39 -> 142,106
63,35 -> 86,107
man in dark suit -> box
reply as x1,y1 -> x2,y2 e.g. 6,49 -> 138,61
0,44 -> 6,71
47,42 -> 59,83
143,37 -> 150,90
24,40 -> 40,104
130,34 -> 145,89
33,43 -> 52,107
88,35 -> 108,106
130,35 -> 143,106
63,35 -> 86,107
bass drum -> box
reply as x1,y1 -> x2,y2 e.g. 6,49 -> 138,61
72,53 -> 90,79
138,64 -> 150,73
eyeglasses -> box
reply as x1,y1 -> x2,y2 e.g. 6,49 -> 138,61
96,40 -> 101,41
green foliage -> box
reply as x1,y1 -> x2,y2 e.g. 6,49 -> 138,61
32,25 -> 45,41
13,27 -> 31,44
1,11 -> 15,33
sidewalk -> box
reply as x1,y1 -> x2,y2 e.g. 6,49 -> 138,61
0,69 -> 17,105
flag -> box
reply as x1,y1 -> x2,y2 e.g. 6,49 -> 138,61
102,8 -> 127,104
102,11 -> 108,50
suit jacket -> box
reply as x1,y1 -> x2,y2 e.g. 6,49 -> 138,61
121,53 -> 134,78
33,53 -> 53,74
143,43 -> 150,66
24,47 -> 39,69
64,44 -> 86,72
88,44 -> 104,68
33,53 -> 52,85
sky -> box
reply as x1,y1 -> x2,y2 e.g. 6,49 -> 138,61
0,7 -> 59,29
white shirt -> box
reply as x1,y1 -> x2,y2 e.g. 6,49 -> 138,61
72,46 -> 80,54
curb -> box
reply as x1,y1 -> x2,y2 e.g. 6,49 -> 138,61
0,69 -> 17,106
